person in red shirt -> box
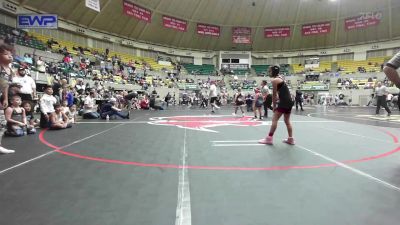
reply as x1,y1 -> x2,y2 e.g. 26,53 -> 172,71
140,96 -> 150,110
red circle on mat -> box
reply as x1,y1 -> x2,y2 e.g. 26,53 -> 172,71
39,128 -> 400,171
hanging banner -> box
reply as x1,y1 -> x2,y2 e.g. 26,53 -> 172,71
123,0 -> 152,23
232,27 -> 251,44
197,23 -> 220,37
162,15 -> 187,32
264,26 -> 291,38
345,11 -> 382,30
302,22 -> 331,36
85,0 -> 100,12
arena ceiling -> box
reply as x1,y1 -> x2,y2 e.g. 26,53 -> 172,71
15,0 -> 400,52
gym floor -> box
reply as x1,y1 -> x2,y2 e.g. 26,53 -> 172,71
1,106 -> 400,225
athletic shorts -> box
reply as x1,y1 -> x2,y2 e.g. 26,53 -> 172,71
387,52 -> 400,69
210,97 -> 217,104
276,107 -> 292,114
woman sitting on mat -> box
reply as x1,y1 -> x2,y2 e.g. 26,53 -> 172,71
259,65 -> 294,145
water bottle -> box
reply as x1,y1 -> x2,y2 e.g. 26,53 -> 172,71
106,115 -> 110,121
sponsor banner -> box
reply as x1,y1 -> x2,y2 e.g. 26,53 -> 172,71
264,26 -> 291,38
232,27 -> 251,44
162,15 -> 187,32
123,0 -> 151,22
302,22 -> 331,36
17,14 -> 58,29
300,84 -> 329,91
85,0 -> 100,12
345,11 -> 382,30
197,23 -> 220,37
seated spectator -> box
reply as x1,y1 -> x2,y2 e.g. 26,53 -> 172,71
49,104 -> 72,130
140,96 -> 150,110
83,91 -> 100,119
39,85 -> 57,128
5,95 -> 34,136
22,101 -> 38,129
69,104 -> 77,123
100,98 -> 129,119
149,95 -> 164,110
62,100 -> 71,118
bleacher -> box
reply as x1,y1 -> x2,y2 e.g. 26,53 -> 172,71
232,69 -> 250,76
252,65 -> 270,76
0,23 -> 46,50
292,61 -> 332,74
29,31 -> 173,71
182,64 -> 215,75
337,57 -> 384,74
252,64 -> 290,76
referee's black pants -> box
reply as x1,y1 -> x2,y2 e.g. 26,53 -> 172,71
376,95 -> 391,115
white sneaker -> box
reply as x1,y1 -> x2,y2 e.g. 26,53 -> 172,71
242,113 -> 245,117
0,147 -> 15,154
214,104 -> 220,109
232,113 -> 237,117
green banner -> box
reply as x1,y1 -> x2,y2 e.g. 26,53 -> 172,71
300,84 -> 329,91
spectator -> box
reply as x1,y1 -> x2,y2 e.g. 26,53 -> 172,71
69,104 -> 77,124
49,103 -> 72,130
0,43 -> 15,153
22,101 -> 38,129
140,96 -> 150,110
39,85 -> 57,128
3,83 -> 21,106
83,91 -> 100,119
100,98 -> 129,119
36,56 -> 46,73
5,95 -> 31,136
24,53 -> 33,65
52,78 -> 62,102
12,65 -> 36,102
245,93 -> 253,112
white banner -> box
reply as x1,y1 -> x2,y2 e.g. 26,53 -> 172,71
85,0 -> 100,12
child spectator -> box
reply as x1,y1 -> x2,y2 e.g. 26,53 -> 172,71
254,88 -> 264,120
5,95 -> 34,136
69,104 -> 77,124
49,104 -> 72,130
22,101 -> 38,131
62,100 -> 71,117
40,85 -> 57,128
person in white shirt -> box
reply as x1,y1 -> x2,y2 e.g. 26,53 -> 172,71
39,85 -> 57,128
36,56 -> 46,73
83,91 -> 100,119
209,81 -> 219,113
12,66 -> 36,101
375,82 -> 391,116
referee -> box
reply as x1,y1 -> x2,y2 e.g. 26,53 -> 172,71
375,82 -> 391,116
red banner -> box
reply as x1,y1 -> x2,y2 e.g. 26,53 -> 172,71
123,0 -> 151,23
345,12 -> 382,30
197,23 -> 220,37
162,15 -> 187,32
302,22 -> 331,36
232,27 -> 252,44
264,27 -> 291,38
